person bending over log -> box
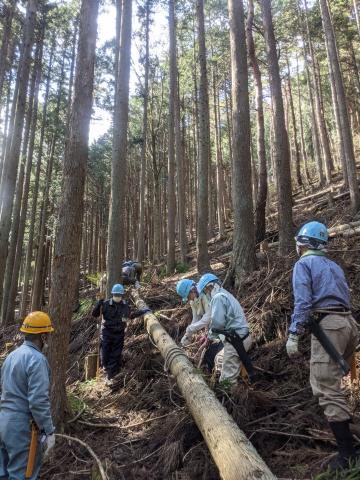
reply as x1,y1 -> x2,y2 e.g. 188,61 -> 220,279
92,284 -> 150,386
197,274 -> 257,384
176,278 -> 223,373
122,260 -> 142,287
286,221 -> 359,472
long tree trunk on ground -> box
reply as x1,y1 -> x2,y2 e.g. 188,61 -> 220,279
0,0 -> 38,309
136,1 -> 150,263
196,0 -> 210,273
260,0 -> 293,255
246,0 -> 267,243
319,0 -> 359,210
107,0 -> 132,294
166,0 -> 177,273
226,0 -> 256,287
48,0 -> 98,427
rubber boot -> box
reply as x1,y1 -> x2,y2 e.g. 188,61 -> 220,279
328,420 -> 358,471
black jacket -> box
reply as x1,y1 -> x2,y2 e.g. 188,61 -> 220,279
92,298 -> 145,330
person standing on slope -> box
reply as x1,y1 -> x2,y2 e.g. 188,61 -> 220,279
0,312 -> 56,479
286,221 -> 359,472
92,284 -> 150,385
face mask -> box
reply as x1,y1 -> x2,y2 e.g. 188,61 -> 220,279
41,335 -> 49,353
296,245 -> 301,256
210,283 -> 221,298
113,295 -> 122,303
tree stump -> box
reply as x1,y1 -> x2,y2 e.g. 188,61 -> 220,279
84,353 -> 98,381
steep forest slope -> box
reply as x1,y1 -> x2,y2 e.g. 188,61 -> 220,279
2,184 -> 360,480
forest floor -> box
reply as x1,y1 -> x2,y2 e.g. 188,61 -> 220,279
2,178 -> 360,480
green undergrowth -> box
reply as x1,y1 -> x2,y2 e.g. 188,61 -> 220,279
67,391 -> 93,417
86,272 -> 103,286
314,459 -> 360,480
72,298 -> 93,322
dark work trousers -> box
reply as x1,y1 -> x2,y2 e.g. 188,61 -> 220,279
203,342 -> 223,371
100,327 -> 125,379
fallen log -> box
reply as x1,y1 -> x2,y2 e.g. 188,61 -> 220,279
132,290 -> 277,480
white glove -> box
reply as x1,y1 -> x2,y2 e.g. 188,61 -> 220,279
180,334 -> 192,347
43,433 -> 55,459
135,281 -> 140,289
286,334 -> 300,357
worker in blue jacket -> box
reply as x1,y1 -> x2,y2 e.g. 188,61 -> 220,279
0,311 -> 55,480
286,221 -> 359,471
92,284 -> 150,385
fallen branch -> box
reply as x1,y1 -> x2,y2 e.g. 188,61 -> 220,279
78,410 -> 181,429
55,433 -> 108,480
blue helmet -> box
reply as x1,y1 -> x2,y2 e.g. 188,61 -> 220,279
111,283 -> 125,295
176,279 -> 195,301
295,221 -> 328,248
197,273 -> 220,294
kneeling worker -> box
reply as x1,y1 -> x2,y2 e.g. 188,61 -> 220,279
286,221 -> 359,471
176,278 -> 223,372
0,312 -> 55,479
92,284 -> 150,385
197,273 -> 256,384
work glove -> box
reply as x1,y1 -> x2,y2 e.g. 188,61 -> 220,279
180,334 -> 192,347
135,281 -> 141,289
43,433 -> 56,459
286,334 -> 300,358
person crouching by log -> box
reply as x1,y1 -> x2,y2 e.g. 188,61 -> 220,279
92,283 -> 150,386
176,278 -> 223,373
122,261 -> 142,288
197,273 -> 257,385
286,221 -> 359,472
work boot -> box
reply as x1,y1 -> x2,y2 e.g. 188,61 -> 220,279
328,420 -> 358,471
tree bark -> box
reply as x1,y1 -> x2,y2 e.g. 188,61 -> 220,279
319,0 -> 359,210
354,0 -> 360,38
2,31 -> 44,325
286,57 -> 302,187
173,14 -> 188,264
260,0 -> 293,255
136,0 -> 150,263
226,0 -> 256,287
48,0 -> 99,427
0,0 -> 38,309
107,0 -> 132,294
196,0 -> 210,273
303,0 -> 333,185
20,41 -> 54,318
0,0 -> 16,101
246,0 -> 268,243
166,0 -> 177,273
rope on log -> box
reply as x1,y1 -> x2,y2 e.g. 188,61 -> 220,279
131,290 -> 277,480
